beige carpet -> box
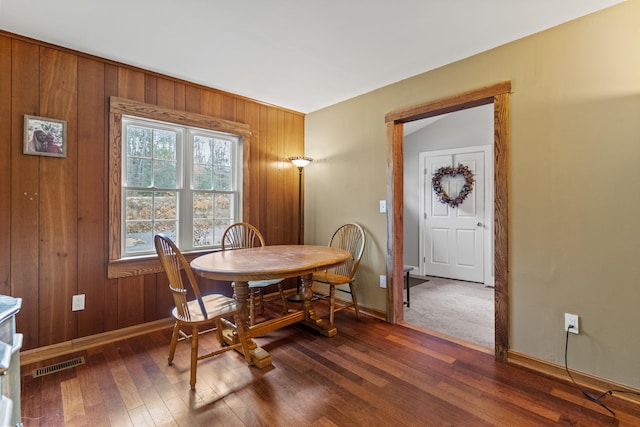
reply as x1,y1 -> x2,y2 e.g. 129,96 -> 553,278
403,276 -> 494,348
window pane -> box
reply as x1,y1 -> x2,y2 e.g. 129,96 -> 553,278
214,166 -> 231,191
152,130 -> 177,188
125,191 -> 177,255
126,126 -> 153,187
192,163 -> 213,190
154,191 -> 177,220
213,139 -> 232,190
126,190 -> 152,220
153,160 -> 177,188
193,193 -> 213,247
153,130 -> 176,160
127,157 -> 152,187
127,126 -> 152,157
193,219 -> 214,247
214,194 -> 234,245
214,193 -> 233,221
193,136 -> 213,190
193,192 -> 213,218
192,193 -> 234,246
126,221 -> 152,253
193,136 -> 212,163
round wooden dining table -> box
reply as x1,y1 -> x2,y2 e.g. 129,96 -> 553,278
191,244 -> 351,368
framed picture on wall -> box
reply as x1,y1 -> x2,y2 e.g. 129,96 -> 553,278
23,115 -> 67,158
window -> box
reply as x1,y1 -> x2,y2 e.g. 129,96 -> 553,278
122,116 -> 241,256
108,97 -> 251,278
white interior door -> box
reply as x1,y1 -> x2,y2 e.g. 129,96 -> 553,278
420,148 -> 486,282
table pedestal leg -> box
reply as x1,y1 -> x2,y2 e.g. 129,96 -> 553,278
223,274 -> 337,368
224,281 -> 272,368
299,273 -> 337,337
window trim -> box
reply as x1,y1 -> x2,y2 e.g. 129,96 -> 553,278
108,96 -> 251,278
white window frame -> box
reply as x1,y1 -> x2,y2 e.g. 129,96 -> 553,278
121,116 -> 242,257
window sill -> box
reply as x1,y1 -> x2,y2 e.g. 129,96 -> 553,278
107,249 -> 216,279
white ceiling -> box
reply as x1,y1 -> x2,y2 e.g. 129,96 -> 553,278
0,0 -> 624,113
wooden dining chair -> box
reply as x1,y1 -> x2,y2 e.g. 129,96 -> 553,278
312,223 -> 365,326
154,234 -> 251,390
222,223 -> 288,325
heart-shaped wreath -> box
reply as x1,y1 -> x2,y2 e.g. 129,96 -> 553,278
432,164 -> 475,208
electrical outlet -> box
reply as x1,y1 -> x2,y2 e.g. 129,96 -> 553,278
564,313 -> 579,334
379,275 -> 387,288
72,294 -> 85,311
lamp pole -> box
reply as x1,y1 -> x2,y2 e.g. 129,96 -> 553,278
296,166 -> 303,245
288,156 -> 312,302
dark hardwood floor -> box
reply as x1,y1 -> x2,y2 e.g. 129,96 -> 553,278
21,310 -> 640,426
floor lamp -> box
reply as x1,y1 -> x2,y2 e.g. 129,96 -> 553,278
287,156 -> 312,302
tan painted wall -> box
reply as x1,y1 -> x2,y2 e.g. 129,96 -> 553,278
304,1 -> 640,388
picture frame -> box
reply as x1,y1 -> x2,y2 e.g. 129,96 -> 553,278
23,115 -> 67,158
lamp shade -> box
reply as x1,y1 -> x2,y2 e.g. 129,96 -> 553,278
289,156 -> 312,169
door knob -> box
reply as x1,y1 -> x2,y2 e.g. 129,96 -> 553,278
477,222 -> 483,227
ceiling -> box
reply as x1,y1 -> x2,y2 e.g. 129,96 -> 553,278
0,0 -> 624,114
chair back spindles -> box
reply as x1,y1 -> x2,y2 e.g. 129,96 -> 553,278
328,223 -> 365,279
313,223 -> 366,326
154,235 -> 208,320
170,285 -> 191,322
222,223 -> 266,250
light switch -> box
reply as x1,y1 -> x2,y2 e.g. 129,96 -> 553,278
379,200 -> 387,213
379,275 -> 387,288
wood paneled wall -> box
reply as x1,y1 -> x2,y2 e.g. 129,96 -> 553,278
0,31 -> 304,351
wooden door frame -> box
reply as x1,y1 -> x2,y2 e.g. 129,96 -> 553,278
385,81 -> 510,360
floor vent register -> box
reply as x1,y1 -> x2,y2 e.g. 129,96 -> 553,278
32,356 -> 85,378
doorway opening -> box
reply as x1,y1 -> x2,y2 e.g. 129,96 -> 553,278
403,106 -> 494,347
385,81 -> 510,359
